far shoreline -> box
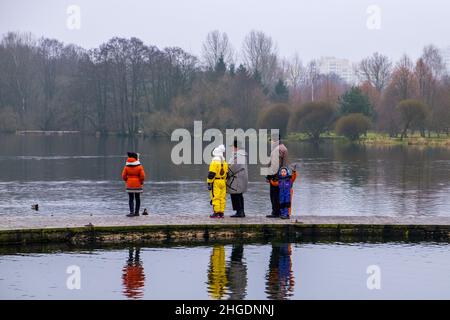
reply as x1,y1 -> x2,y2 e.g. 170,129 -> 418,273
2,131 -> 450,148
286,131 -> 450,147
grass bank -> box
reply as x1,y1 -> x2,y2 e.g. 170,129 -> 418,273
287,131 -> 450,147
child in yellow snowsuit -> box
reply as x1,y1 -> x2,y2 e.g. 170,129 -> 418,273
207,145 -> 228,218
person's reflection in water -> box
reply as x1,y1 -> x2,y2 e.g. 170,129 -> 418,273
226,244 -> 248,300
265,243 -> 295,300
122,247 -> 145,299
207,245 -> 228,299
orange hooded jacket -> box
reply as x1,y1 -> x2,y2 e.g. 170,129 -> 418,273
122,157 -> 146,190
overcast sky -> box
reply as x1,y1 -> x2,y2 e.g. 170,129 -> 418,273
1,0 -> 449,63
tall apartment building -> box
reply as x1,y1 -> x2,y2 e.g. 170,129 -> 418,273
317,56 -> 357,84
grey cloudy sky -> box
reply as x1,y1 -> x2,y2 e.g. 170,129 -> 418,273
1,0 -> 449,63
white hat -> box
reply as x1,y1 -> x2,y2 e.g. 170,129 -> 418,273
212,144 -> 225,157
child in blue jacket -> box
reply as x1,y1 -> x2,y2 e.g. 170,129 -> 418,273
268,166 -> 297,219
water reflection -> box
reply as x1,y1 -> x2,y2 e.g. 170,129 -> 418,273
206,243 -> 295,300
207,245 -> 227,299
336,144 -> 370,187
121,247 -> 145,299
265,243 -> 295,300
2,242 -> 450,299
226,244 -> 247,300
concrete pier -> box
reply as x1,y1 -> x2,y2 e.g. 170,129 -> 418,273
1,215 -> 450,245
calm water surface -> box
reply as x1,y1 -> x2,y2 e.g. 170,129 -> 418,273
1,134 -> 450,217
1,242 -> 449,300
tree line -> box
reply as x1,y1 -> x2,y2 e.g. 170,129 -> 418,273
1,30 -> 449,140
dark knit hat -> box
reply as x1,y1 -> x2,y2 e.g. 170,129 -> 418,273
127,152 -> 138,159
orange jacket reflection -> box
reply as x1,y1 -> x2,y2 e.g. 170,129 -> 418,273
122,255 -> 145,299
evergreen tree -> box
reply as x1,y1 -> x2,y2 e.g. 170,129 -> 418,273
252,69 -> 262,84
229,63 -> 235,76
339,87 -> 373,118
272,79 -> 289,102
236,64 -> 249,77
214,55 -> 226,76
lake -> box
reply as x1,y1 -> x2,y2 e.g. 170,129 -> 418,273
1,241 -> 449,300
1,134 -> 450,217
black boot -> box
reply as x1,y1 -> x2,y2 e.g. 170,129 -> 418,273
266,211 -> 280,218
126,212 -> 135,217
231,210 -> 245,218
230,210 -> 245,218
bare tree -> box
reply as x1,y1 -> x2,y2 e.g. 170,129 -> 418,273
417,45 -> 447,135
316,73 -> 348,104
357,52 -> 392,92
306,60 -> 320,101
0,32 -> 37,120
241,30 -> 278,87
415,58 -> 434,105
390,54 -> 417,100
37,37 -> 64,129
379,54 -> 417,136
201,30 -> 234,70
421,45 -> 445,79
432,78 -> 450,135
285,53 -> 306,90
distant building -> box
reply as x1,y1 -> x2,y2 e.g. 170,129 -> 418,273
317,56 -> 357,84
441,46 -> 450,74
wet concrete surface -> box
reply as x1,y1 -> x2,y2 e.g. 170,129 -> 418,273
1,213 -> 450,231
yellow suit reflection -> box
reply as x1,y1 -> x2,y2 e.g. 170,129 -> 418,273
266,243 -> 295,300
207,245 -> 228,299
122,247 -> 145,299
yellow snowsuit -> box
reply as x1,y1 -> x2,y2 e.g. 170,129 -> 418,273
207,245 -> 227,299
207,157 -> 228,213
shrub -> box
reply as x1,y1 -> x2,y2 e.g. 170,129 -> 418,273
289,101 -> 336,141
335,113 -> 372,141
396,99 -> 429,138
258,103 -> 290,138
